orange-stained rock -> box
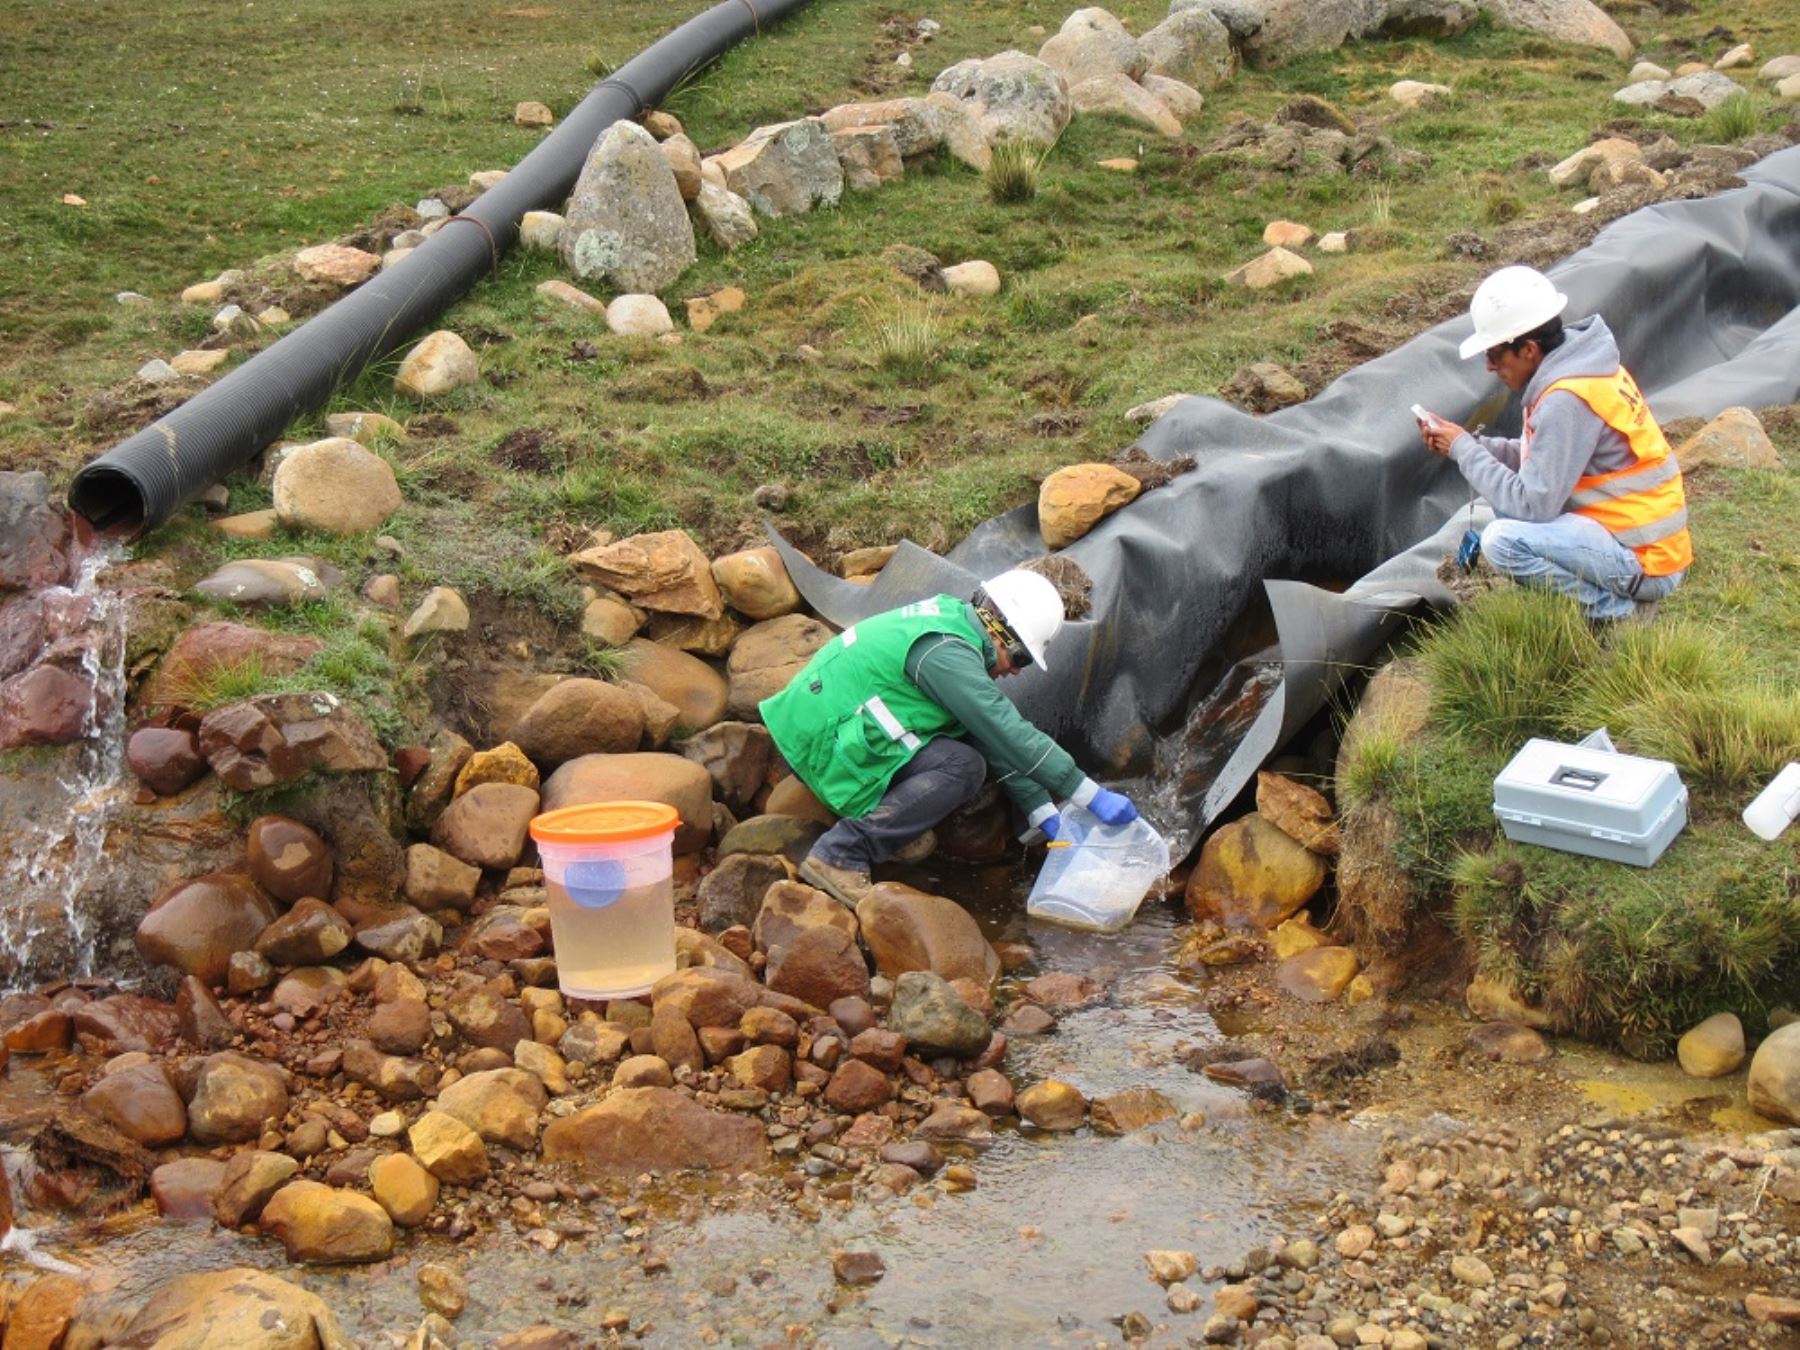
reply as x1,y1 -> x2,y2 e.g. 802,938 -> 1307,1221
1037,463 -> 1142,549
541,1086 -> 769,1173
1185,814 -> 1326,932
856,883 -> 999,986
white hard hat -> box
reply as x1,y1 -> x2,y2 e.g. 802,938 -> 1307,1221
1458,265 -> 1569,360
977,569 -> 1064,673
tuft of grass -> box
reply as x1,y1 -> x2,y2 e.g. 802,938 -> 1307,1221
869,297 -> 944,376
154,652 -> 270,713
1703,91 -> 1759,143
577,642 -> 632,680
1338,721 -> 1405,811
985,138 -> 1045,204
1418,587 -> 1598,748
1480,188 -> 1522,224
1618,684 -> 1800,792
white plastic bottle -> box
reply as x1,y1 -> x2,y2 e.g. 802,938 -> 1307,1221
1743,763 -> 1800,842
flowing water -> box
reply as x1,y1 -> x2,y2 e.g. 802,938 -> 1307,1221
0,540 -> 131,985
1,877 -> 1382,1345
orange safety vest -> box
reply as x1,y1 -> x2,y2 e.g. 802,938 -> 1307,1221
1523,367 -> 1693,577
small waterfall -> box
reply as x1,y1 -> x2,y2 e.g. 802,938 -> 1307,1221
0,541 -> 131,986
1129,655 -> 1283,864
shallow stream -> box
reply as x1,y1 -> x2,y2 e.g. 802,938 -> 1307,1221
1,874 -> 1388,1346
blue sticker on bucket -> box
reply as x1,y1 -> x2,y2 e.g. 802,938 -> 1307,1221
562,858 -> 628,910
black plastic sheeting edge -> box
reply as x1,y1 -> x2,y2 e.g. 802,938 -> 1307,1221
773,145 -> 1800,857
68,0 -> 815,536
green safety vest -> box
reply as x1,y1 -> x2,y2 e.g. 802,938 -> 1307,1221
760,595 -> 987,818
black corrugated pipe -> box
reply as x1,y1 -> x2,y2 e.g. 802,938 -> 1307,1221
69,0 -> 816,536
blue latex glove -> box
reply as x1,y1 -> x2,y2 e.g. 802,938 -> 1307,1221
1088,788 -> 1139,827
1039,813 -> 1061,842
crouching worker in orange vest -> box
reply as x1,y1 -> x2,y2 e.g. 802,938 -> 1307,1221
1417,265 -> 1691,623
759,570 -> 1140,909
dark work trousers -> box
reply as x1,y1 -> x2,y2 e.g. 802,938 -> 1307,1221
808,736 -> 987,872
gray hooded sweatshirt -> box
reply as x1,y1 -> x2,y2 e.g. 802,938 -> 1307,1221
1448,314 -> 1639,522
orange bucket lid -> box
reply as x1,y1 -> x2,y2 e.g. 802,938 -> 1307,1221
530,801 -> 679,845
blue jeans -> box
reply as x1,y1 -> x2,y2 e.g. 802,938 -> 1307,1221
808,736 -> 986,872
1480,513 -> 1684,622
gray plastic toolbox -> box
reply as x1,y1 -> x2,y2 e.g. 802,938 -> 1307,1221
1492,738 -> 1688,867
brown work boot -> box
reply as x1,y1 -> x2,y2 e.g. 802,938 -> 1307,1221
798,856 -> 872,910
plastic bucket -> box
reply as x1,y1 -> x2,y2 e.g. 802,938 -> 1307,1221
530,801 -> 680,1000
1026,805 -> 1170,934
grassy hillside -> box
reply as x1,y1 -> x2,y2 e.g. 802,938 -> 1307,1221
3,0 -> 1797,586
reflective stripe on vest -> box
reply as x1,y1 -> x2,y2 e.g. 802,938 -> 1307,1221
1525,367 -> 1693,577
861,695 -> 923,752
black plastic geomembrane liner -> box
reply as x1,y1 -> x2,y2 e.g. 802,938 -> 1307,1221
774,146 -> 1800,855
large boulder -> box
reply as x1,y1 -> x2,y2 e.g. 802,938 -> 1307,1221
271,438 -> 401,536
888,969 -> 991,1057
539,752 -> 713,854
254,898 -> 353,966
80,1061 -> 187,1146
394,331 -> 478,399
435,1067 -> 547,1149
0,471 -> 69,593
618,639 -> 729,735
764,924 -> 870,1008
1748,1022 -> 1800,1125
697,852 -> 790,933
1069,74 -> 1185,135
754,880 -> 859,956
196,692 -> 385,792
678,720 -> 774,810
1677,1012 -> 1746,1078
710,547 -> 800,621
118,1268 -> 352,1350
856,883 -> 1000,986
726,614 -> 834,720
930,51 -> 1072,148
187,1052 -> 290,1144
245,814 -> 333,904
690,179 -> 759,251
1038,462 -> 1143,548
1674,407 -> 1783,472
570,530 -> 724,619
135,872 -> 279,985
1038,9 -> 1147,85
541,1086 -> 768,1173
1481,0 -> 1632,59
559,119 -> 697,293
713,117 -> 845,217
259,1180 -> 395,1264
508,678 -> 645,767
830,124 -> 906,191
820,98 -> 946,158
1186,813 -> 1327,931
1140,7 -> 1237,91
430,782 -> 539,870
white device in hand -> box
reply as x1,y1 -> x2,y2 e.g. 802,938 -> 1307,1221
1411,403 -> 1438,426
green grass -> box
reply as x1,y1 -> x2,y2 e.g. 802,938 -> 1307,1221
1704,91 -> 1761,143
1342,438 -> 1800,1054
985,138 -> 1045,204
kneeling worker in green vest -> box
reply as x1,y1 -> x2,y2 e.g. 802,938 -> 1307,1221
759,569 -> 1141,908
